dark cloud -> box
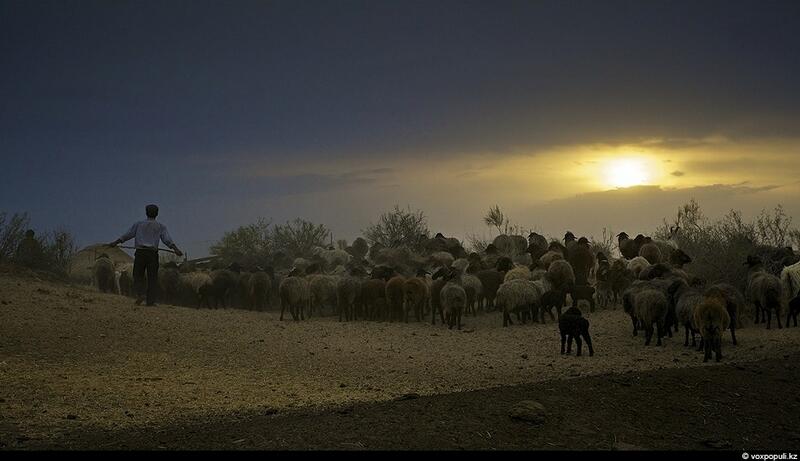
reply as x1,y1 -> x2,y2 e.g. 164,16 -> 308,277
671,170 -> 685,177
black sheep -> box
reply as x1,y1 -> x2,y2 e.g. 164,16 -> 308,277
571,284 -> 596,312
788,290 -> 800,328
559,307 -> 594,356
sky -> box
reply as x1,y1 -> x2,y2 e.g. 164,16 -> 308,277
2,0 -> 799,258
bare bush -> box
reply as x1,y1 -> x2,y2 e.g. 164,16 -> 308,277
363,205 -> 429,249
0,212 -> 30,263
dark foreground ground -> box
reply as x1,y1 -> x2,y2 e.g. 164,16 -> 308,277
5,352 -> 799,451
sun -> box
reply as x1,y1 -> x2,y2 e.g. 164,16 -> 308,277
604,157 -> 650,188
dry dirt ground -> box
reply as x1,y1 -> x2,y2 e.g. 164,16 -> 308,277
1,269 -> 799,450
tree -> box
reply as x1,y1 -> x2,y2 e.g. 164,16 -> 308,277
272,218 -> 330,258
40,228 -> 77,276
0,212 -> 29,263
363,205 -> 429,249
210,218 -> 273,265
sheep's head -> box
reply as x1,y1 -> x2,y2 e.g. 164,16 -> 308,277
495,256 -> 513,272
577,237 -> 590,246
616,232 -> 629,241
227,262 -> 242,273
564,231 -> 576,244
484,244 -> 498,255
670,249 -> 692,267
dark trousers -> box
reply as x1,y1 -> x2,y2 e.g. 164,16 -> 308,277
133,249 -> 159,305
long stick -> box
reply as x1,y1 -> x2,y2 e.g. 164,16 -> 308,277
117,245 -> 177,254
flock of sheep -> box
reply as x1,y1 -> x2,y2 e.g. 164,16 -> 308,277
88,231 -> 800,363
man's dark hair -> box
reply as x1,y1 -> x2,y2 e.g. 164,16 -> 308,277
146,204 -> 159,218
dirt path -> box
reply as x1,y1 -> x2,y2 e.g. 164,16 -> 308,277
6,352 -> 800,450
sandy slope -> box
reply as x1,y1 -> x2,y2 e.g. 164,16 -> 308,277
1,271 -> 799,441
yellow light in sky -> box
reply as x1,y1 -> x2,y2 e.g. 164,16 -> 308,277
604,157 -> 650,188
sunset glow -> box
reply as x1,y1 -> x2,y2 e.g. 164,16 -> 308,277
603,157 -> 651,188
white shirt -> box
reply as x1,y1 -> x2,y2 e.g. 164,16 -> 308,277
118,218 -> 177,250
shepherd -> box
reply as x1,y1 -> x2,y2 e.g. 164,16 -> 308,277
107,204 -> 183,306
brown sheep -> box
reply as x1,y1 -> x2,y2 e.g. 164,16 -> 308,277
693,296 -> 731,362
403,275 -> 429,323
385,275 -> 407,322
638,238 -> 663,264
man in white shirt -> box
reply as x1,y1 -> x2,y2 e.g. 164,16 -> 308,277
108,204 -> 183,306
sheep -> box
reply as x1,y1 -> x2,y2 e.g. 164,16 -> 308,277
92,254 -> 117,294
236,271 -> 252,309
745,255 -> 783,329
158,261 -> 181,305
117,263 -> 134,297
311,246 -> 352,270
361,277 -> 388,321
633,288 -> 669,346
306,274 -> 338,317
667,278 -> 703,347
530,267 -> 547,281
704,283 -> 744,344
492,234 -> 527,257
617,232 -> 644,260
279,269 -> 310,321
474,269 -> 505,312
567,237 -> 595,285
539,250 -> 564,270
461,272 -> 483,316
429,251 -> 455,268
608,259 -> 635,307
539,287 -> 567,324
788,293 -> 800,328
559,307 -> 594,356
512,252 -> 533,267
570,285 -> 596,312
452,258 -> 469,274
179,271 -> 213,308
504,266 -> 532,282
780,261 -> 800,327
693,296 -> 731,362
638,262 -> 673,281
547,260 -> 575,291
526,232 -> 549,261
638,237 -> 662,264
626,256 -> 650,279
402,272 -> 429,322
337,268 -> 363,321
291,258 -> 312,273
208,264 -> 241,309
595,260 -> 613,309
496,279 -> 542,327
385,275 -> 407,322
438,269 -> 467,330
466,252 -> 485,272
669,248 -> 692,268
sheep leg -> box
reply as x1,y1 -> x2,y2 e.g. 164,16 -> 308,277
766,309 -> 772,330
776,308 -> 782,329
575,334 -> 583,357
697,337 -> 704,352
703,338 -> 712,362
730,322 -> 737,345
560,332 -> 567,354
656,321 -> 664,346
548,306 -> 556,322
457,311 -> 462,330
503,310 -> 512,327
684,325 -> 690,347
630,315 -> 638,337
582,330 -> 594,356
715,341 -> 723,362
644,326 -> 653,346
431,304 -> 437,325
